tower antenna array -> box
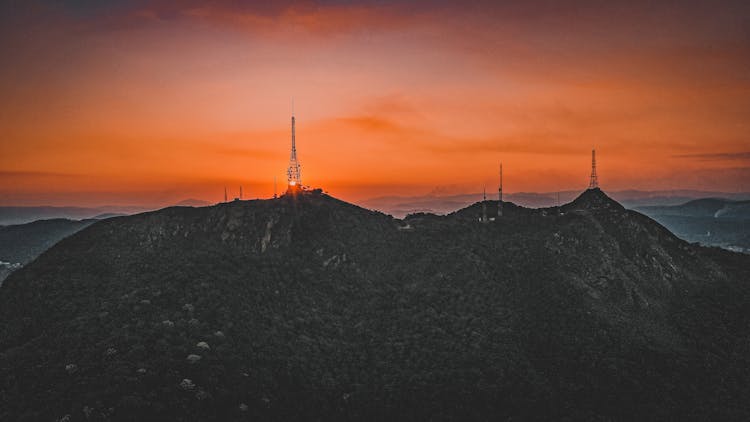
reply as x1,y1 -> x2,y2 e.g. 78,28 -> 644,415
588,149 -> 599,189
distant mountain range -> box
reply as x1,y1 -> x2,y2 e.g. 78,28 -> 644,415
0,200 -> 213,284
1,188 -> 748,420
0,218 -> 101,285
359,189 -> 750,218
636,198 -> 750,219
0,218 -> 99,265
0,206 -> 147,226
635,198 -> 750,253
4,191 -> 748,226
0,199 -> 213,225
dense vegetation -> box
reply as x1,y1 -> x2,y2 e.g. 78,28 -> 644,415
1,189 -> 748,421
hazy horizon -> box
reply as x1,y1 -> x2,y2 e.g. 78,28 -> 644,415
3,186 -> 750,212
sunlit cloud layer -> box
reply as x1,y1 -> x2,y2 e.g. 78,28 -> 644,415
1,1 -> 748,206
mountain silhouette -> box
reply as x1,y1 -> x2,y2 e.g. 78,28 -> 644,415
1,188 -> 748,421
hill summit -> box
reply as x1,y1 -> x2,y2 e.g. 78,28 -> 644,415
1,189 -> 749,421
565,186 -> 624,210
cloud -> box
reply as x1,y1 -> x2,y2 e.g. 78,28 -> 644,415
0,171 -> 85,191
0,171 -> 81,178
336,116 -> 402,132
674,152 -> 750,161
2,0 -> 750,204
328,113 -> 585,155
210,146 -> 280,159
1,1 -> 418,38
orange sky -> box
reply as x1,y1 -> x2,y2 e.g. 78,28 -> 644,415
1,1 -> 749,206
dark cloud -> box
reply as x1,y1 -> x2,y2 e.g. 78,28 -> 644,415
7,0 -> 750,36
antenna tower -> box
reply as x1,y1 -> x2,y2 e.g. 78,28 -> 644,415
286,105 -> 302,188
481,185 -> 488,223
239,186 -> 243,199
224,186 -> 227,202
588,149 -> 599,189
497,163 -> 503,217
273,176 -> 278,198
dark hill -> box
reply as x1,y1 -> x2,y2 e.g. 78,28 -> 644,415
1,189 -> 749,421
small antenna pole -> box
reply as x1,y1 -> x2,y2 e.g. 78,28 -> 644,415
498,163 -> 503,217
224,186 -> 227,202
481,185 -> 488,223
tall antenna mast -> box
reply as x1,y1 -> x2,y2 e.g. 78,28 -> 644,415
588,149 -> 599,189
240,186 -> 243,200
291,114 -> 295,157
497,163 -> 503,217
286,102 -> 302,188
273,176 -> 277,198
224,186 -> 227,202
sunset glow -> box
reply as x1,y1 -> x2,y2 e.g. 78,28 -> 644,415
1,1 -> 749,207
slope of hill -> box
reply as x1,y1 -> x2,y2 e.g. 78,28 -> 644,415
1,189 -> 748,421
174,199 -> 212,207
0,261 -> 21,287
